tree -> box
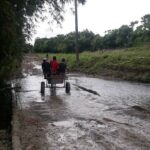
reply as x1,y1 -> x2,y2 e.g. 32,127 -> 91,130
78,30 -> 95,51
103,29 -> 118,49
133,14 -> 150,45
0,0 -> 87,81
91,34 -> 103,51
130,21 -> 138,31
116,25 -> 132,47
0,1 -> 20,80
141,14 -> 150,32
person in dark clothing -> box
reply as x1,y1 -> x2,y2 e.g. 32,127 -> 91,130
58,58 -> 67,75
42,59 -> 50,78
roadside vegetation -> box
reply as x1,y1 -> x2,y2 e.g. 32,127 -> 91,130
33,14 -> 150,54
0,0 -> 86,82
33,14 -> 150,83
37,44 -> 150,83
0,1 -> 86,149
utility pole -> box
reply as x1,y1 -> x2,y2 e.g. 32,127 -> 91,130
75,0 -> 79,63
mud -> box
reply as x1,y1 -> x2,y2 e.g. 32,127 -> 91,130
13,55 -> 150,150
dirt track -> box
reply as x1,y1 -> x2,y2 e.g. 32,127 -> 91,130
12,55 -> 150,150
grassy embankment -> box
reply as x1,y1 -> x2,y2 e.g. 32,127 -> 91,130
36,45 -> 150,83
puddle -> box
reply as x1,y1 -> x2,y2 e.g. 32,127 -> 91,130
51,119 -> 76,127
15,60 -> 150,150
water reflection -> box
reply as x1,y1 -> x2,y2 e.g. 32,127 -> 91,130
50,87 -> 56,96
15,60 -> 150,149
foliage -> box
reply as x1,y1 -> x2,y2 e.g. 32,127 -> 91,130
33,14 -> 150,53
0,0 -> 21,80
0,0 -> 86,81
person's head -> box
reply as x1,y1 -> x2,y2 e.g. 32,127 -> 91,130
61,58 -> 65,62
53,56 -> 56,60
43,58 -> 46,62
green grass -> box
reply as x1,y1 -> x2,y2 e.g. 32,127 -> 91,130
35,45 -> 150,83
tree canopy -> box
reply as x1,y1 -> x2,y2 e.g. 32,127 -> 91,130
0,0 -> 86,81
33,14 -> 150,53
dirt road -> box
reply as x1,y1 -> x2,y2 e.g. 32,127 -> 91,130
13,55 -> 150,150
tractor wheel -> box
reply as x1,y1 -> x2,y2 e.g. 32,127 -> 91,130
65,82 -> 70,93
41,82 -> 45,94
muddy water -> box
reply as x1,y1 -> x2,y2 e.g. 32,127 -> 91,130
15,61 -> 150,150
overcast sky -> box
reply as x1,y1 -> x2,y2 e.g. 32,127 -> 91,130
31,0 -> 150,44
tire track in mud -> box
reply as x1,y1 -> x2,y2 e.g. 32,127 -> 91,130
15,55 -> 150,149
73,84 -> 100,96
75,117 -> 150,150
132,105 -> 150,113
102,117 -> 134,127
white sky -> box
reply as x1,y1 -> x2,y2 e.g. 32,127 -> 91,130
31,0 -> 150,44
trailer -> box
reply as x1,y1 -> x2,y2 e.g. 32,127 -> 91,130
40,74 -> 70,94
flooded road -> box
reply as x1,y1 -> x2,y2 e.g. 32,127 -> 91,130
14,58 -> 150,150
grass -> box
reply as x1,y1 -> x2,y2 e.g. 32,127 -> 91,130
35,45 -> 150,83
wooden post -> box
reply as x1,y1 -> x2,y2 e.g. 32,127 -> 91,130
75,0 -> 79,63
